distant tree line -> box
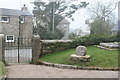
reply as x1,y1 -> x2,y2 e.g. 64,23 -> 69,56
88,2 -> 117,36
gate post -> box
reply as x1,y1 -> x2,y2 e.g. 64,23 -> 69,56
32,35 -> 42,62
0,34 -> 5,62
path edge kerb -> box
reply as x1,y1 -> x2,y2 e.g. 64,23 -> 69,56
36,61 -> 119,71
0,75 -> 6,80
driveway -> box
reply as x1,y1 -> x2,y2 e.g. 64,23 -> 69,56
6,64 -> 118,78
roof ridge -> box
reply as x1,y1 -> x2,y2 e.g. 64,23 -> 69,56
0,8 -> 32,16
0,8 -> 21,11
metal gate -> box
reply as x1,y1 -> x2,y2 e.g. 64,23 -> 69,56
4,37 -> 32,64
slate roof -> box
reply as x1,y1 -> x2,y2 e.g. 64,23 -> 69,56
0,8 -> 32,16
60,19 -> 70,24
112,21 -> 120,31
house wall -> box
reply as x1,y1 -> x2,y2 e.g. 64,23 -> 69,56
0,10 -> 2,34
20,16 -> 33,38
57,23 -> 69,40
1,16 -> 33,38
2,16 -> 19,37
0,23 -> 2,34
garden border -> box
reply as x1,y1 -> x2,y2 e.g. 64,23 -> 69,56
95,45 -> 118,51
36,61 -> 119,71
0,75 -> 6,80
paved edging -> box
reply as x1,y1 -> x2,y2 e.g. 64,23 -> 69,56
95,45 -> 118,51
36,61 -> 119,71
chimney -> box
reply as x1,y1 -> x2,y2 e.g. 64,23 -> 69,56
21,4 -> 28,12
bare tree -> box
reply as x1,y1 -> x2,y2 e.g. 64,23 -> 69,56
88,1 -> 117,35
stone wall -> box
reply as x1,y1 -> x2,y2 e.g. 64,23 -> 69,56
20,16 -> 33,38
41,40 -> 72,55
2,16 -> 19,37
1,16 -> 33,38
0,23 -> 2,34
0,34 -> 4,62
32,35 -> 42,62
0,9 -> 2,34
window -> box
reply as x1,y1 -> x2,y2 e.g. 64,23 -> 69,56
20,16 -> 25,23
6,35 -> 14,42
0,16 -> 9,22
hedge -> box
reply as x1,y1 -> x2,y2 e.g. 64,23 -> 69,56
0,61 -> 6,76
41,34 -> 119,54
42,41 -> 71,54
70,34 -> 119,48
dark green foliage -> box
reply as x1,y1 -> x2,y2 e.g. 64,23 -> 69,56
70,34 -> 119,48
34,26 -> 64,40
37,26 -> 47,39
45,29 -> 64,40
42,34 -> 118,54
0,62 -> 6,76
42,41 -> 71,54
90,18 -> 114,35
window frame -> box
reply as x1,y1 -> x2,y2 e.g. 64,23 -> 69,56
6,35 -> 15,42
0,16 -> 9,23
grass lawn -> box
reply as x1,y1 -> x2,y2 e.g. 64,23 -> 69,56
0,62 -> 5,76
39,46 -> 118,68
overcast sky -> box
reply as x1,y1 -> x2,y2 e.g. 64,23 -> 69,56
0,0 -> 119,32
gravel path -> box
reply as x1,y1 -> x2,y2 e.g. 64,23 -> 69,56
6,64 -> 118,78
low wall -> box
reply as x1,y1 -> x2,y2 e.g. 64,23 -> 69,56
41,40 -> 72,55
41,40 -> 72,43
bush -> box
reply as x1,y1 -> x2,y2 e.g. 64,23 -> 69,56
70,34 -> 118,48
42,41 -> 71,54
0,62 -> 6,76
45,30 -> 64,40
36,26 -> 64,40
41,34 -> 118,54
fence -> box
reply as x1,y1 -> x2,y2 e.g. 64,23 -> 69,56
4,38 -> 32,63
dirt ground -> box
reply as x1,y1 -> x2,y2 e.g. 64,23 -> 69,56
6,64 -> 118,78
